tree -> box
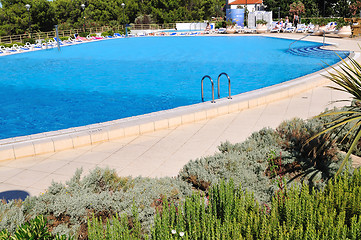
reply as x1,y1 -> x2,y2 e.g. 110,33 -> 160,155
289,1 -> 305,15
350,0 -> 361,16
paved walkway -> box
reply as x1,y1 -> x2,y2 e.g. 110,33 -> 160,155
0,34 -> 360,199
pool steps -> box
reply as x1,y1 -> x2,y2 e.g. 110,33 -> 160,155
0,52 -> 357,161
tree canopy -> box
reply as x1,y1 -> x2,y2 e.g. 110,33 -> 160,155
0,0 -> 357,36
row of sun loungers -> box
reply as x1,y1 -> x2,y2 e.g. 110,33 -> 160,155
268,22 -> 339,34
0,33 -> 130,55
0,31 -> 208,55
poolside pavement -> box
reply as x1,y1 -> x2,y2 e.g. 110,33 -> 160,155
0,34 -> 360,199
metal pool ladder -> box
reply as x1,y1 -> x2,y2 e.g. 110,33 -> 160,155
201,75 -> 215,103
201,73 -> 232,103
217,72 -> 232,99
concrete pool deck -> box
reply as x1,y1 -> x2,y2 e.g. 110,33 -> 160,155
0,34 -> 360,198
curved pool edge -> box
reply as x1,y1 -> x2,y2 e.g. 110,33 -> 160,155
0,50 -> 357,161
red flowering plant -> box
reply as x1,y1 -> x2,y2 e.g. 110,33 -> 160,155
289,1 -> 305,15
350,0 -> 361,16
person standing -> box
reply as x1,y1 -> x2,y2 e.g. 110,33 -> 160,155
293,14 -> 299,27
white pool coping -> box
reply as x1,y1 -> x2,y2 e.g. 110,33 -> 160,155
0,37 -> 357,161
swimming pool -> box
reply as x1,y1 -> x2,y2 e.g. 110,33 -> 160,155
0,36 -> 349,139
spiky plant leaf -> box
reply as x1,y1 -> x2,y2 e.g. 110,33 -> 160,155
310,53 -> 361,176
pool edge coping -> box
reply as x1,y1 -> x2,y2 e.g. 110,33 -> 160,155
0,46 -> 357,161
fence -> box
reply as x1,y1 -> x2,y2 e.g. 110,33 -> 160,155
0,26 -> 123,44
129,23 -> 176,30
0,23 -> 177,44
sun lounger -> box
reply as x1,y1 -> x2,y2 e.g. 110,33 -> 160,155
283,25 -> 296,33
216,28 -> 227,34
114,33 -> 123,37
295,24 -> 307,33
307,24 -> 315,33
76,36 -> 88,41
270,25 -> 281,33
324,22 -> 337,33
244,27 -> 256,33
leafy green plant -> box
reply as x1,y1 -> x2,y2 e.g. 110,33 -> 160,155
1,215 -> 72,240
59,36 -> 70,41
277,118 -> 340,182
11,215 -> 52,239
78,32 -> 89,38
88,205 -> 143,240
22,38 -> 35,44
256,19 -> 268,25
150,170 -> 361,239
310,54 -> 361,176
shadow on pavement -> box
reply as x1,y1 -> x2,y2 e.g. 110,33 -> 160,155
0,190 -> 30,202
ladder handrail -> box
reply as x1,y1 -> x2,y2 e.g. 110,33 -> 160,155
217,72 -> 232,99
201,75 -> 215,103
288,29 -> 325,50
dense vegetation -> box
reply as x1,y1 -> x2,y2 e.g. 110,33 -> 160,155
0,0 -> 359,36
263,0 -> 354,19
0,0 -> 225,36
0,113 -> 359,239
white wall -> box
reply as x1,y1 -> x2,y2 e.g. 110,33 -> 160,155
230,4 -> 258,12
176,22 -> 208,31
248,11 -> 272,28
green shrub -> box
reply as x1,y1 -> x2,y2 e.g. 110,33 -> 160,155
22,37 -> 35,44
101,30 -> 114,37
19,167 -> 192,238
215,21 -> 226,29
1,111 -> 358,239
88,206 -> 143,240
277,118 -> 341,182
78,32 -> 89,38
179,128 -> 290,203
0,200 -> 26,234
0,215 -> 72,240
59,36 -> 70,41
256,19 -> 268,25
150,170 -> 361,239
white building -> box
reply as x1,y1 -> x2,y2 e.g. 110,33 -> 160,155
228,0 -> 264,12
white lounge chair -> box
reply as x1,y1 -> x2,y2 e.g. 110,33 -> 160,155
216,28 -> 227,34
244,27 -> 257,33
282,23 -> 296,33
270,22 -> 281,33
324,22 -> 337,33
295,24 -> 308,33
307,24 -> 316,33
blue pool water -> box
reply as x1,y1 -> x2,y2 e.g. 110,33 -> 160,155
0,36 -> 349,139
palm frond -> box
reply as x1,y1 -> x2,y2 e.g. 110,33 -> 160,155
312,52 -> 361,176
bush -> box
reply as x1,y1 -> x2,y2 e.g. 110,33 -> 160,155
179,128 -> 286,203
0,109 -> 357,238
277,118 -> 341,183
22,38 -> 35,44
0,215 -> 71,240
78,32 -> 89,38
256,19 -> 268,25
101,30 -> 114,37
59,36 -> 70,41
10,167 -> 192,239
150,170 -> 361,239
